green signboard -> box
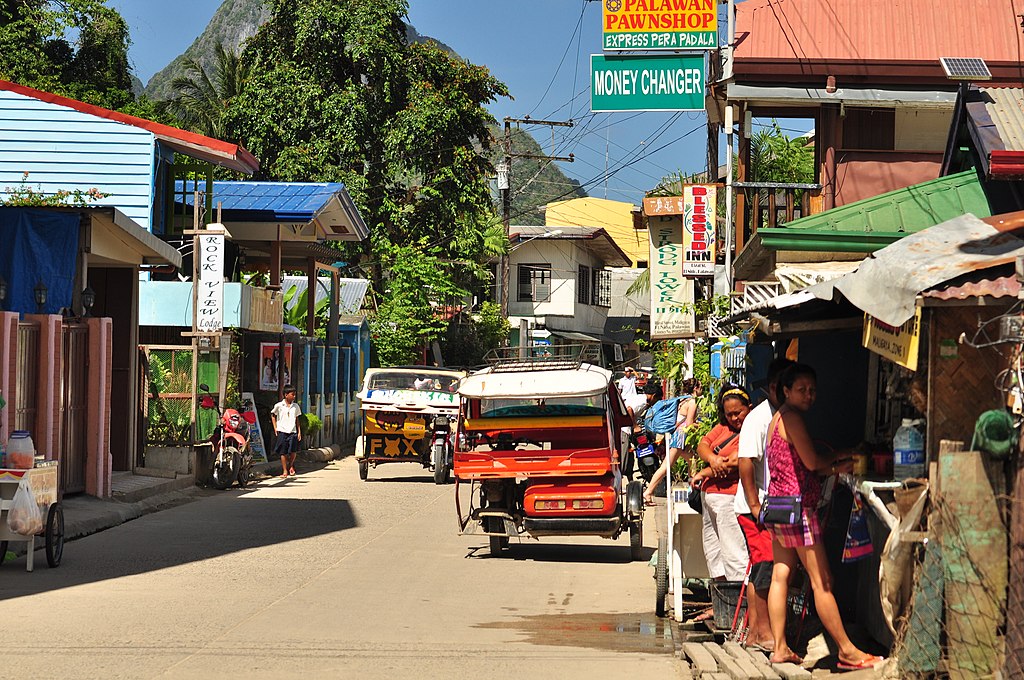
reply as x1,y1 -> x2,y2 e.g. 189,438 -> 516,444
590,54 -> 705,112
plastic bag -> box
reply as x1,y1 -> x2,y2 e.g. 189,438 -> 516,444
842,490 -> 873,563
7,477 -> 43,536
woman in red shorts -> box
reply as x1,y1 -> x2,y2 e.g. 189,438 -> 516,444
763,364 -> 882,671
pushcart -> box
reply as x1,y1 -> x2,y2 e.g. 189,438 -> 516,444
0,463 -> 64,571
655,481 -> 709,619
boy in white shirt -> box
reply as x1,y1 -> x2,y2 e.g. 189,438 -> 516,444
271,385 -> 302,477
735,358 -> 794,651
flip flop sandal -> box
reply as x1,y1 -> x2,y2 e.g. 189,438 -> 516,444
836,655 -> 884,671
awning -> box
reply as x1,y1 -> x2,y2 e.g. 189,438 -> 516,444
550,330 -> 605,343
726,83 -> 957,109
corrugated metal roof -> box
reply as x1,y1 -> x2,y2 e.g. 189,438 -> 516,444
802,213 -> 1024,326
980,87 -> 1024,151
768,170 -> 988,234
923,274 -> 1021,300
282,275 -> 369,315
178,181 -> 346,221
735,0 -> 1021,70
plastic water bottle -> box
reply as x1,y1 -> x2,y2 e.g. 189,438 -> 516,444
893,419 -> 925,480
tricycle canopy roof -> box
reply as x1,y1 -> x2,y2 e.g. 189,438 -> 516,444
358,367 -> 466,411
459,363 -> 612,400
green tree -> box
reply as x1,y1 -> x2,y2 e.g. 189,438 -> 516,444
0,0 -> 135,110
163,43 -> 249,140
747,121 -> 815,184
225,0 -> 510,365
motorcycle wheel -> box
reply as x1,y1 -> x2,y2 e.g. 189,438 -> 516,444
432,442 -> 450,485
212,449 -> 240,490
237,463 -> 251,488
358,460 -> 369,481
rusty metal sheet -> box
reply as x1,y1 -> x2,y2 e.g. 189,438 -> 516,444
803,213 -> 1024,326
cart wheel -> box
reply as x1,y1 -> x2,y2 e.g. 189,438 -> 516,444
358,461 -> 369,481
655,535 -> 668,617
630,519 -> 643,561
45,503 -> 64,568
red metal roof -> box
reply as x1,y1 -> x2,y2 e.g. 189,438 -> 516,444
734,0 -> 1023,81
0,79 -> 258,174
923,274 -> 1021,301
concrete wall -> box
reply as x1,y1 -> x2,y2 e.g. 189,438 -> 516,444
545,197 -> 645,267
508,240 -> 609,336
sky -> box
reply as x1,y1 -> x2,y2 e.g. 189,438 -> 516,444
109,0 -> 714,207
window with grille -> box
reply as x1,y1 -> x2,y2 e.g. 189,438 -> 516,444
592,268 -> 611,307
518,263 -> 551,302
578,265 -> 591,304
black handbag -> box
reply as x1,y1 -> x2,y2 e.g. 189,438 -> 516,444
687,482 -> 703,514
759,495 -> 803,525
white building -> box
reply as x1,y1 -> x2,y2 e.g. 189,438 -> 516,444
507,226 -> 631,359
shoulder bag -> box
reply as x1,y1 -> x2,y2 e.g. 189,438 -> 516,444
758,417 -> 803,525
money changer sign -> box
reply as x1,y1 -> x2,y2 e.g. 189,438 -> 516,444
603,0 -> 718,50
591,54 -> 705,112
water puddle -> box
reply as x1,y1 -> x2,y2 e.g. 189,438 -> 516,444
477,612 -> 674,655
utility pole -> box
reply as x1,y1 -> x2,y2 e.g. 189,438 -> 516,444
498,116 -> 575,321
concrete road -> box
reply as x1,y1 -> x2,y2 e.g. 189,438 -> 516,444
2,458 -> 678,679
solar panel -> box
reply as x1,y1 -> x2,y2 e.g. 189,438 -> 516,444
940,57 -> 993,81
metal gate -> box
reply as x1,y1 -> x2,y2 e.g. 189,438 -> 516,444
61,323 -> 89,494
14,321 -> 39,435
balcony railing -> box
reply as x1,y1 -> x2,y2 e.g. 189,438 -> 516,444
734,182 -> 823,252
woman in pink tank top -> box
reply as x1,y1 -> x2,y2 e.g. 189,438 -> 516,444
764,364 -> 882,671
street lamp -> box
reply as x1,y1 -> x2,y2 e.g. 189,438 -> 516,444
33,280 -> 47,314
81,286 -> 95,317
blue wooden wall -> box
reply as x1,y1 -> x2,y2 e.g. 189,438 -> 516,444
0,90 -> 157,230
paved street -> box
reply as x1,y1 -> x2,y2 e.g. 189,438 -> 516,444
2,458 -> 677,679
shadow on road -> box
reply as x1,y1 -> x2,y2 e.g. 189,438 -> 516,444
465,541 -> 649,565
0,496 -> 357,601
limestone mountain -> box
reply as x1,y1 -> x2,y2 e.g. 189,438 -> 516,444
143,0 -> 586,221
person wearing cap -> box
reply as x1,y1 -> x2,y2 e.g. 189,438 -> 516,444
617,366 -> 638,402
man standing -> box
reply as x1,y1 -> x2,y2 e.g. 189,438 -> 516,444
735,358 -> 795,651
271,385 -> 302,478
617,366 -> 638,402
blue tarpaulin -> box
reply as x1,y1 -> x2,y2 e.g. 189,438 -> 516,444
0,209 -> 79,314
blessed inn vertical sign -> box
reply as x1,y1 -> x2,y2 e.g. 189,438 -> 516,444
645,195 -> 696,339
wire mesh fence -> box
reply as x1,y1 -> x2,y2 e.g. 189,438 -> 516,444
891,465 -> 1013,679
143,347 -> 194,446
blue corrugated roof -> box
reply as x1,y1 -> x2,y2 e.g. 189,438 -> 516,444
176,180 -> 348,222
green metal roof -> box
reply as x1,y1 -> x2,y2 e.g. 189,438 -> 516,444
758,170 -> 991,252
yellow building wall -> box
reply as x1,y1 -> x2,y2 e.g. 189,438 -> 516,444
545,197 -> 647,267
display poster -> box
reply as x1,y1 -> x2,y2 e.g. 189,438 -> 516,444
862,309 -> 921,371
240,392 -> 267,463
197,234 -> 224,332
602,0 -> 717,51
682,185 -> 716,277
259,342 -> 293,391
648,214 -> 696,339
590,54 -> 706,112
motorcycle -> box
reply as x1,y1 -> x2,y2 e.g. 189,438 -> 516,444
430,414 -> 454,485
199,383 -> 258,490
632,429 -> 665,484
